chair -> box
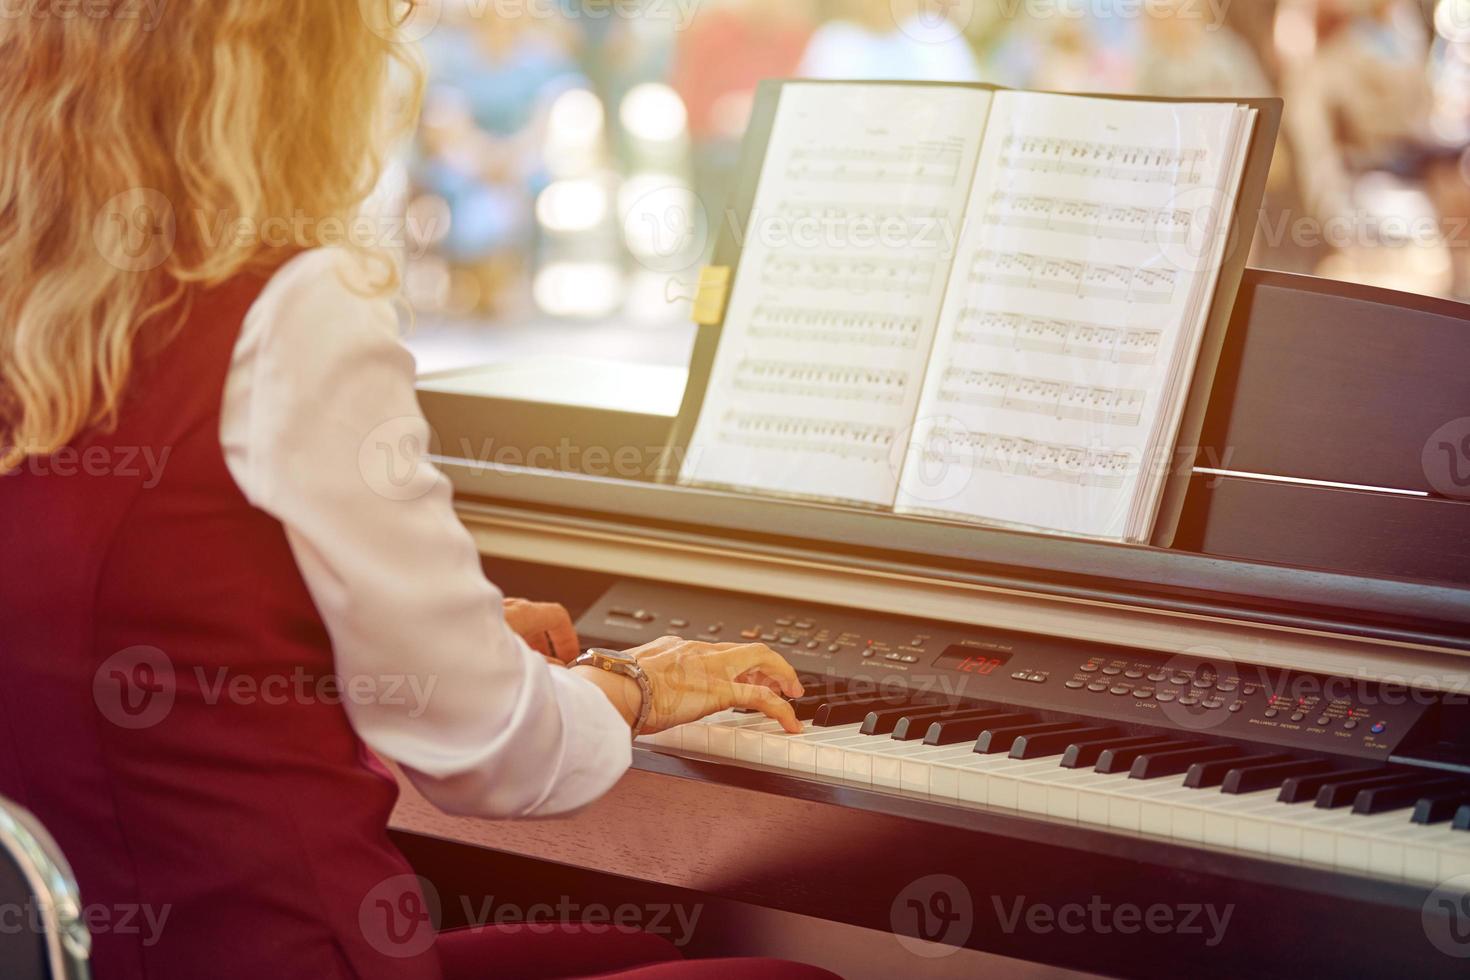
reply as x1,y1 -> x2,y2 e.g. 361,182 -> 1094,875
0,796 -> 91,980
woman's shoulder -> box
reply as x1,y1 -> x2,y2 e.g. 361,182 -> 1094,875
246,247 -> 403,351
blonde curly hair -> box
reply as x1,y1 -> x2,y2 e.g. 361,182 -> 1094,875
0,1 -> 423,469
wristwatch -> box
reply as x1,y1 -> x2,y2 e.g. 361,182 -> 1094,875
570,648 -> 654,738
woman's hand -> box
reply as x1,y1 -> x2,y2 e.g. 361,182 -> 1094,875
503,598 -> 579,665
573,636 -> 806,735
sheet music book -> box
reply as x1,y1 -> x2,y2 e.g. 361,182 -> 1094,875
677,81 -> 1269,544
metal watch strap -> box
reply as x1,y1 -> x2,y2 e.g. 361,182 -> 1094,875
574,649 -> 654,738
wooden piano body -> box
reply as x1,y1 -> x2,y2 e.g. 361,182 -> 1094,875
397,270 -> 1470,978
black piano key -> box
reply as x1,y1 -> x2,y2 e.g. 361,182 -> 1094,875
1222,758 -> 1331,795
813,696 -> 911,727
895,709 -> 1022,742
1184,752 -> 1291,789
790,691 -> 879,721
1314,771 -> 1429,809
1096,739 -> 1202,775
1130,744 -> 1245,780
860,702 -> 954,736
1454,804 -> 1470,830
1010,725 -> 1118,760
976,721 -> 1095,756
1412,789 -> 1470,824
1061,734 -> 1171,770
1277,767 -> 1394,804
1352,777 -> 1465,815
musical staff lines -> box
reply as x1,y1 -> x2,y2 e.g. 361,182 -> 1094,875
985,192 -> 1191,244
765,254 -> 939,296
786,140 -> 965,187
937,369 -> 1145,426
1000,134 -> 1207,184
733,359 -> 909,404
923,428 -> 1132,490
719,412 -> 895,461
748,306 -> 925,349
952,309 -> 1163,364
970,250 -> 1177,304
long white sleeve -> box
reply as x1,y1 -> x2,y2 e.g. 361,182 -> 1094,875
219,247 -> 631,817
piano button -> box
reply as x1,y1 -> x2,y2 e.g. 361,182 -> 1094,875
1170,673 -> 1190,685
1154,691 -> 1177,703
668,618 -> 689,628
1101,665 -> 1123,675
813,696 -> 908,727
1216,681 -> 1238,693
1130,744 -> 1245,780
1277,768 -> 1392,804
1061,734 -> 1172,769
794,620 -> 814,629
1064,679 -> 1085,690
1096,739 -> 1201,775
1109,685 -> 1131,696
1352,777 -> 1465,816
759,632 -> 779,642
1010,725 -> 1118,760
1184,752 -> 1291,788
1086,681 -> 1108,692
1314,716 -> 1331,726
1177,695 -> 1200,707
780,635 -> 799,645
1411,788 -> 1470,824
1342,720 -> 1358,730
1228,702 -> 1243,713
1131,689 -> 1152,699
1080,662 -> 1100,673
827,643 -> 841,652
1222,758 -> 1331,794
1123,668 -> 1144,679
1202,697 -> 1225,709
895,708 -> 1023,742
774,617 -> 793,626
1191,677 -> 1214,689
1263,708 -> 1279,719
859,702 -> 949,736
1146,670 -> 1167,682
974,721 -> 1091,755
1289,712 -> 1306,723
1315,771 -> 1428,809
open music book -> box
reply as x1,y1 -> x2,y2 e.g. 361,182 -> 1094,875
677,81 -> 1265,543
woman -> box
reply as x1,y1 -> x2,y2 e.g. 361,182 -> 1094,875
0,4 -> 830,979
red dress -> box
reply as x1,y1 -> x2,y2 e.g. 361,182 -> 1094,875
0,273 -> 837,980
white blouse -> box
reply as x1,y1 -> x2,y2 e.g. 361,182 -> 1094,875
219,247 -> 631,817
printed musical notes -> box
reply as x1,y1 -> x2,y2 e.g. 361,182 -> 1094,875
749,306 -> 925,349
765,253 -> 939,296
952,309 -> 1163,364
937,369 -> 1146,426
1000,134 -> 1207,185
970,250 -> 1178,304
786,141 -> 965,187
921,428 -> 1132,490
986,192 -> 1192,244
734,359 -> 909,404
718,412 -> 895,462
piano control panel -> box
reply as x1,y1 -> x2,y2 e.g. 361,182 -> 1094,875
577,581 -> 1440,761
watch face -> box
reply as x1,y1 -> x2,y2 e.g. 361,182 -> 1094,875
590,647 -> 637,663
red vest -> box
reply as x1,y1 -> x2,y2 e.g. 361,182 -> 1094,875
0,274 -> 441,979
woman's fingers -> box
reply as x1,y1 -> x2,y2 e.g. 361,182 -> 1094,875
718,643 -> 804,697
729,683 -> 802,733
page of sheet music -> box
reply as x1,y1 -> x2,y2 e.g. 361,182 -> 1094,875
679,82 -> 993,508
895,91 -> 1247,539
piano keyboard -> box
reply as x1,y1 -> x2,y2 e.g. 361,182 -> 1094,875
641,681 -> 1470,887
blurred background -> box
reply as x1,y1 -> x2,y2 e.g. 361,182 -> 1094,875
392,0 -> 1470,377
